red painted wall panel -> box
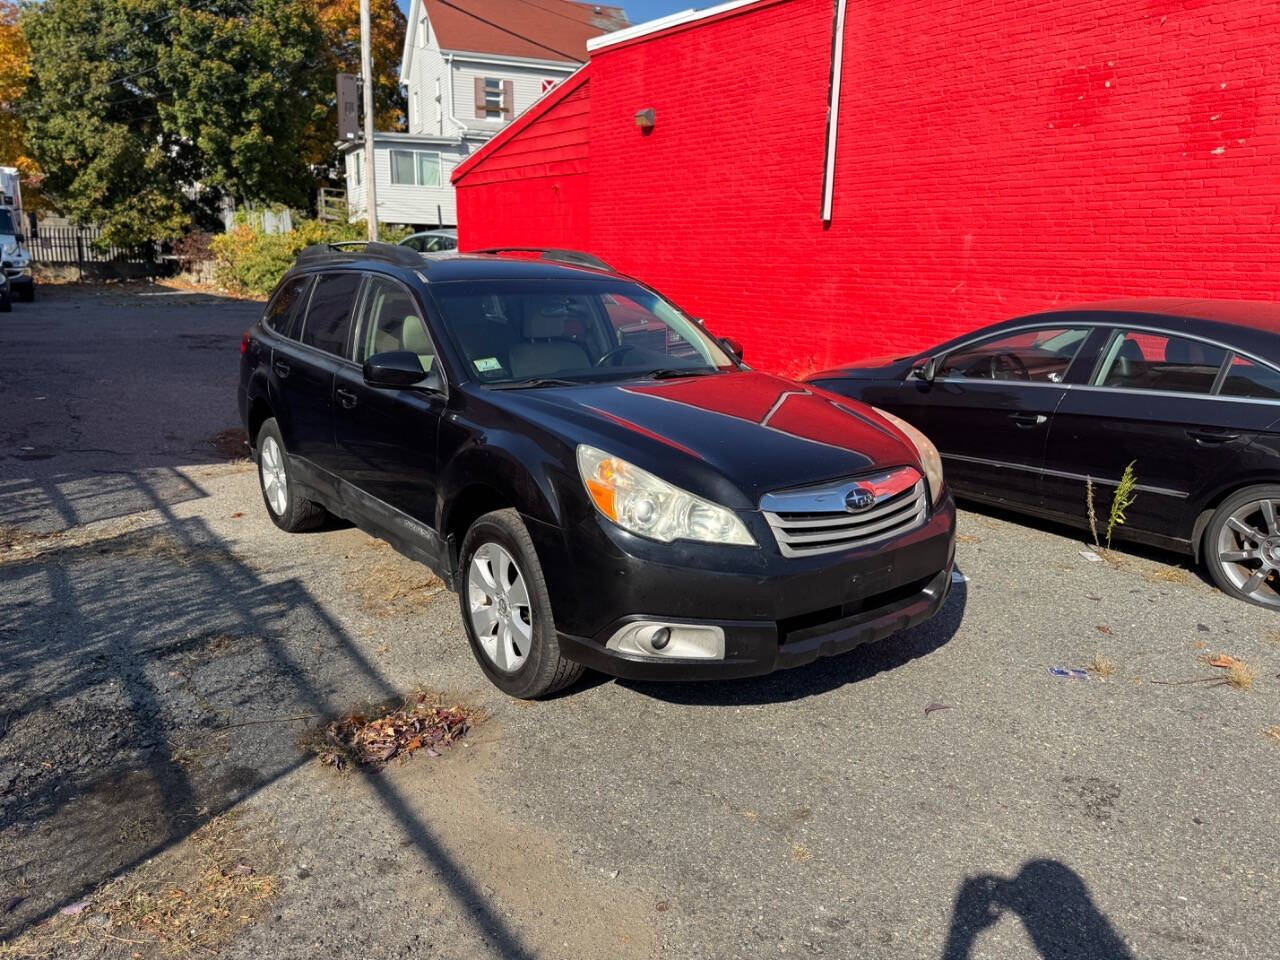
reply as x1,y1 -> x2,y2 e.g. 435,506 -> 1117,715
458,0 -> 1280,375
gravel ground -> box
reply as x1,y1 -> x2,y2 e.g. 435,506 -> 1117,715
1,286 -> 1277,959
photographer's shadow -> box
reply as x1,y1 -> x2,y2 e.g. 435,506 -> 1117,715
942,860 -> 1134,960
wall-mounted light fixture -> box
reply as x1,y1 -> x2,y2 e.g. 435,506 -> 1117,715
634,108 -> 655,130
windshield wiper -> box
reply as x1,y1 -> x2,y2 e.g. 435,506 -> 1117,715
641,368 -> 719,380
488,377 -> 579,390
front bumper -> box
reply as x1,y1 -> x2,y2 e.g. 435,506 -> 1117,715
530,490 -> 957,681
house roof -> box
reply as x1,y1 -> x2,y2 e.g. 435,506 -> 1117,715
402,0 -> 626,81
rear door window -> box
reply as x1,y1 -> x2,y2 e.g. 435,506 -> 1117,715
263,275 -> 311,339
300,272 -> 362,358
1094,331 -> 1227,394
1219,354 -> 1280,400
938,327 -> 1089,382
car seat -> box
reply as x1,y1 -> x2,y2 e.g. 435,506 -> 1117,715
508,307 -> 590,379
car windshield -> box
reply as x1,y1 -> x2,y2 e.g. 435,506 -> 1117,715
430,279 -> 736,385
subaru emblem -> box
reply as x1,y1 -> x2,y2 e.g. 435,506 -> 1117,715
844,486 -> 877,513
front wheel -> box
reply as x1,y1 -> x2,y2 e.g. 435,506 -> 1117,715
458,509 -> 584,698
1203,484 -> 1280,610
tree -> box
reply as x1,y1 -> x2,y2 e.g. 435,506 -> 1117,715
304,0 -> 406,169
0,0 -> 40,200
20,0 -> 328,245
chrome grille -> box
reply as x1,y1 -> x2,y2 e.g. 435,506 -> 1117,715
760,466 -> 927,557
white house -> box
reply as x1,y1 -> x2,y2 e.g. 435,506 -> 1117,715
343,0 -> 627,229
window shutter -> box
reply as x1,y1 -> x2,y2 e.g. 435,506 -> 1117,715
502,80 -> 515,119
474,77 -> 485,118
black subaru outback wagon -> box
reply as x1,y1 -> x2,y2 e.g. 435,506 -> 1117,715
238,243 -> 957,697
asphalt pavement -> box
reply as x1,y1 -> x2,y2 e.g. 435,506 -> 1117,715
1,285 -> 1277,959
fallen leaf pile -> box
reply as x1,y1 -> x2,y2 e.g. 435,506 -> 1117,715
318,697 -> 470,770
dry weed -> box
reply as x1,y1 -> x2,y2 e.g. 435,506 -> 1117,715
1087,654 -> 1117,679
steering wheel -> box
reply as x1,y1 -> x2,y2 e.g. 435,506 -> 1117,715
989,352 -> 1030,381
595,344 -> 636,367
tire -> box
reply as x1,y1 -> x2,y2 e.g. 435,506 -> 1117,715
255,418 -> 328,533
458,509 -> 584,698
1202,483 -> 1280,610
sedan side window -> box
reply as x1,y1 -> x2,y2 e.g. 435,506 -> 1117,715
1219,354 -> 1280,400
356,276 -> 437,372
300,272 -> 362,358
938,327 -> 1089,382
1095,331 -> 1226,395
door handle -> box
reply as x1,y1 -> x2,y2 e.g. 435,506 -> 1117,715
336,387 -> 359,409
1009,412 -> 1047,428
1187,428 -> 1240,445
273,359 -> 291,379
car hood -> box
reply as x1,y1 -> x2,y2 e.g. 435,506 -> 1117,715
497,371 -> 919,508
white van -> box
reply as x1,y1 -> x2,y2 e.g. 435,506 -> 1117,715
0,166 -> 34,302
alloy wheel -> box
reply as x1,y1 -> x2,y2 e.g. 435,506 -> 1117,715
1215,497 -> 1280,608
260,436 -> 288,516
467,542 -> 533,672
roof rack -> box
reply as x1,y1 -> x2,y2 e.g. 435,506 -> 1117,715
296,241 -> 423,268
471,247 -> 615,272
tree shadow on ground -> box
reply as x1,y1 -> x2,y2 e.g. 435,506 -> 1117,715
941,859 -> 1135,960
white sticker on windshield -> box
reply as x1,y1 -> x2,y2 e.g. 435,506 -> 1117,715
473,357 -> 503,373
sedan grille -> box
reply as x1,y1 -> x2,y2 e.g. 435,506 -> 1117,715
760,466 -> 927,557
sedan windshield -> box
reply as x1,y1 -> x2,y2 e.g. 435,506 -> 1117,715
430,279 -> 735,385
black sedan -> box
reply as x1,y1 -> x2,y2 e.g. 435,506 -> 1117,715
808,299 -> 1280,610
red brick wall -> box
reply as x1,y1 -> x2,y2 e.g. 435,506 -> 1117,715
459,0 -> 1280,375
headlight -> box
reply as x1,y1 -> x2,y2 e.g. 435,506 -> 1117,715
871,407 -> 944,504
576,444 -> 755,546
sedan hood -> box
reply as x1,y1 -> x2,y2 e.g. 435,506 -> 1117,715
500,371 -> 919,507
807,354 -> 917,381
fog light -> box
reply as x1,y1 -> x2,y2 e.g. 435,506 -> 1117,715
606,621 -> 725,660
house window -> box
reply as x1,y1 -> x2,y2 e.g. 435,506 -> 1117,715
352,150 -> 362,186
389,149 -> 442,188
474,77 -> 514,120
411,91 -> 421,129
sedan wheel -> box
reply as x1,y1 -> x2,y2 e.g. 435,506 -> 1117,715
467,542 -> 533,672
1207,490 -> 1280,609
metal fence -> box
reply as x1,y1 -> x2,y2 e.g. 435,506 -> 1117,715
30,225 -> 167,279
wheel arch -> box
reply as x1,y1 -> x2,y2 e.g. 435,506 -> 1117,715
1190,474 -> 1280,562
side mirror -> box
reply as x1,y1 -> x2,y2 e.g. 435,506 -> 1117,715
721,337 -> 744,362
362,350 -> 443,391
13,233 -> 23,244
913,355 -> 940,382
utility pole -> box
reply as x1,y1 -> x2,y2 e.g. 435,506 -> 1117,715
359,0 -> 378,242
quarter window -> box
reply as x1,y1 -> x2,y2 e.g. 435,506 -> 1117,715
263,275 -> 310,338
1095,331 -> 1226,395
1219,354 -> 1280,400
938,327 -> 1089,382
356,276 -> 436,373
300,272 -> 362,358
390,149 -> 442,187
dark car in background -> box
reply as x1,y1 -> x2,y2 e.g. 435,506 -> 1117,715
808,299 -> 1280,610
239,244 -> 956,697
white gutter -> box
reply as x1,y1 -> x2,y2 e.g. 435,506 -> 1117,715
587,0 -> 766,51
444,49 -> 579,72
444,52 -> 471,138
821,0 -> 847,222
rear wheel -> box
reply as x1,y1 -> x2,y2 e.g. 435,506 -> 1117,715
1203,484 -> 1280,610
458,509 -> 583,698
255,419 -> 327,532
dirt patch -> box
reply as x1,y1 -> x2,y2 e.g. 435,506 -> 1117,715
208,428 -> 249,462
1,810 -> 281,960
339,537 -> 445,616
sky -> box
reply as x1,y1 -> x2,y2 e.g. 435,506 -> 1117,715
394,0 -> 699,30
